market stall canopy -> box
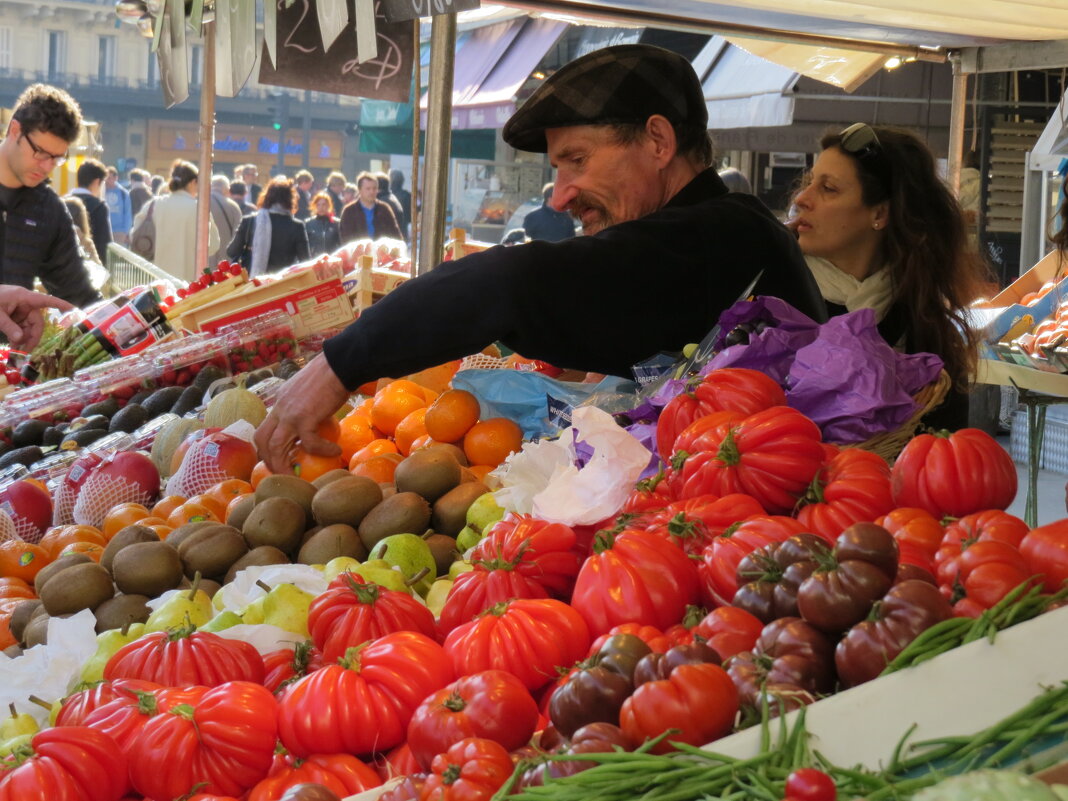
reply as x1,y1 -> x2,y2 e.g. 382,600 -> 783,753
1031,86 -> 1068,171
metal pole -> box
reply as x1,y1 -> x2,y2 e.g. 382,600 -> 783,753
302,90 -> 312,170
195,19 -> 216,277
947,52 -> 967,195
409,18 -> 421,265
417,12 -> 455,276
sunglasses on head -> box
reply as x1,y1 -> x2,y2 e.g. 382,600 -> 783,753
838,122 -> 891,193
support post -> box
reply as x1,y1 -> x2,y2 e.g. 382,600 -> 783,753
417,12 -> 455,276
195,18 -> 216,277
947,51 -> 967,195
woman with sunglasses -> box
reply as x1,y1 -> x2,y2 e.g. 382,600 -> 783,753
790,123 -> 991,429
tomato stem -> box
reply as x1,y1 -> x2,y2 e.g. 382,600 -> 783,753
442,763 -> 462,785
715,427 -> 741,466
443,692 -> 467,712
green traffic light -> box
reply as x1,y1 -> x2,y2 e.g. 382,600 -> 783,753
272,122 -> 282,131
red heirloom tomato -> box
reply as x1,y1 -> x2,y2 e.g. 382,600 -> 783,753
890,428 -> 1017,518
943,509 -> 1029,550
471,515 -> 582,598
619,473 -> 673,517
55,678 -> 161,727
642,493 -> 764,556
443,598 -> 590,692
378,742 -> 422,781
308,575 -> 438,662
278,631 -> 453,757
1020,519 -> 1068,593
587,623 -> 672,655
689,606 -> 764,660
262,641 -> 324,693
796,448 -> 894,541
699,515 -> 807,607
407,670 -> 540,770
877,507 -> 945,559
656,368 -> 786,460
670,406 -> 824,514
0,726 -> 128,801
619,662 -> 738,753
246,752 -> 381,801
835,580 -> 953,687
438,565 -> 549,635
420,737 -> 514,801
572,527 -> 699,637
104,627 -> 265,687
80,683 -> 177,755
941,540 -> 1032,609
127,682 -> 277,801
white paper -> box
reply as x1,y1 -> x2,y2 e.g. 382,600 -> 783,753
212,624 -> 305,656
214,563 -> 329,612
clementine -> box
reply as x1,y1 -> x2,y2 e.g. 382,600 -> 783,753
289,448 -> 345,482
462,417 -> 524,467
0,540 -> 50,582
152,495 -> 188,521
425,389 -> 481,444
371,387 -> 427,437
393,408 -> 428,456
351,453 -> 403,484
166,501 -> 220,528
337,413 -> 377,462
102,503 -> 152,540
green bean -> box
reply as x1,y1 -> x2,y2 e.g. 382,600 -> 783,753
978,703 -> 1068,768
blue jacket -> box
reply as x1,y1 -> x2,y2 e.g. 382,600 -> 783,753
105,183 -> 132,235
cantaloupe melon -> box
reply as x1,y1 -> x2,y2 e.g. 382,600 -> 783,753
203,387 -> 267,428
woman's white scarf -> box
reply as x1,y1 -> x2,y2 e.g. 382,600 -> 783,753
805,255 -> 895,321
250,204 -> 287,277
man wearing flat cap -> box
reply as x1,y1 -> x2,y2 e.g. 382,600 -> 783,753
256,44 -> 825,470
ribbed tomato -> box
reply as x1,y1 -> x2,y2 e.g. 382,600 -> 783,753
698,515 -> 806,606
571,528 -> 699,637
277,631 -> 453,757
876,507 -> 944,559
670,407 -> 824,513
443,598 -> 590,692
0,727 -> 128,801
308,575 -> 438,662
104,628 -> 265,687
641,493 -> 764,556
438,566 -> 549,635
246,752 -> 381,801
55,678 -> 162,727
262,641 -> 324,693
796,448 -> 894,541
471,515 -> 581,598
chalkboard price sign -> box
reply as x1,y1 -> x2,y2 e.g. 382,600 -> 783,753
380,0 -> 481,24
259,0 -> 415,103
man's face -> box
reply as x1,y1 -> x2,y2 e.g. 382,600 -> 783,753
242,167 -> 257,184
329,178 -> 343,193
358,178 -> 377,206
545,125 -> 664,236
6,121 -> 69,188
298,178 -> 312,190
106,172 -> 117,187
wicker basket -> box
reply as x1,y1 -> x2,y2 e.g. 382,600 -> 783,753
855,369 -> 953,462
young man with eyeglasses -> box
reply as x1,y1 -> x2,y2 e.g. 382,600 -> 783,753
0,84 -> 100,308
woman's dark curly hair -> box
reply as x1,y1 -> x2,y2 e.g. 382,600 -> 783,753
1052,172 -> 1068,259
258,176 -> 297,215
818,125 -> 990,391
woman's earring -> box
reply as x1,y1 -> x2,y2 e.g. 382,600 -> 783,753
873,223 -> 881,229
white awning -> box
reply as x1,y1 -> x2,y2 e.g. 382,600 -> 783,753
696,36 -> 799,129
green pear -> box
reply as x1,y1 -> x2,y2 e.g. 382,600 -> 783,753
449,560 -> 475,580
355,559 -> 412,594
323,556 -> 363,584
145,588 -> 214,633
212,587 -> 228,612
0,733 -> 32,757
424,578 -> 453,617
456,525 -> 482,553
465,493 -> 505,534
0,708 -> 37,742
368,534 -> 436,596
201,610 -> 243,632
240,596 -> 267,625
80,623 -> 146,684
262,584 -> 314,637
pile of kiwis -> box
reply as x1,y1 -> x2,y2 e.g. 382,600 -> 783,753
4,443 -> 491,656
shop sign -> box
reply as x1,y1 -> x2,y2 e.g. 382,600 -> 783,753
380,0 -> 480,23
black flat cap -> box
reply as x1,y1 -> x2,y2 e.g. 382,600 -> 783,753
502,44 -> 707,153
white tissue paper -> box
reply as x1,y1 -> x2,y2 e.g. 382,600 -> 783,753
496,406 -> 650,527
214,564 -> 329,613
213,624 -> 305,656
0,609 -> 98,725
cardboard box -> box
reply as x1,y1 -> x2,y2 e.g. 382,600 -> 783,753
970,249 -> 1068,346
977,358 -> 1068,396
341,267 -> 410,297
181,262 -> 354,338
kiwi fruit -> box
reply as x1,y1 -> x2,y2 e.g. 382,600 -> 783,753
424,534 -> 459,577
425,442 -> 469,467
312,476 -> 383,528
226,494 -> 256,529
224,546 -> 291,584
312,469 -> 353,490
298,524 -> 367,565
34,552 -> 92,595
242,497 -> 306,556
166,520 -> 217,550
432,481 -> 490,537
39,562 -> 115,615
177,524 -> 248,581
101,525 -> 160,573
9,599 -> 42,644
177,575 -> 222,599
93,594 -> 151,633
301,526 -> 323,546
256,474 -> 316,527
112,541 -> 183,596
3,645 -> 22,658
22,614 -> 50,648
357,491 -> 431,551
393,449 -> 462,503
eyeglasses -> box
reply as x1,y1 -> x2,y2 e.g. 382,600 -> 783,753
20,131 -> 68,166
838,122 -> 891,193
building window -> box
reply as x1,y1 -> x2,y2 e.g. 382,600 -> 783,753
0,28 -> 11,71
147,44 -> 157,88
191,45 -> 202,86
46,31 -> 66,81
98,36 -> 116,82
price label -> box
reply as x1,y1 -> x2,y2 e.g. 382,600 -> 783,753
380,0 -> 481,24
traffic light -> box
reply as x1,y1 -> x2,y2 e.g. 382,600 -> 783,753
267,95 -> 290,132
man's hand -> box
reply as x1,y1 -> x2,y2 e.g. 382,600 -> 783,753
255,353 -> 348,472
0,286 -> 74,350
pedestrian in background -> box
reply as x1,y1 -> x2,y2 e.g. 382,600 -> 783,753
128,168 -> 152,216
326,171 -> 346,215
229,180 -> 256,215
135,159 -> 218,282
227,176 -> 310,275
389,168 -> 412,239
522,182 -> 575,242
68,158 -> 112,262
339,171 -> 402,243
63,196 -> 102,265
377,173 -> 405,239
209,174 -> 242,268
295,169 -> 314,221
304,191 -> 340,256
104,165 -> 132,245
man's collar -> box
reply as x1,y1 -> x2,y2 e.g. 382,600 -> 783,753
71,187 -> 93,196
664,167 -> 729,209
